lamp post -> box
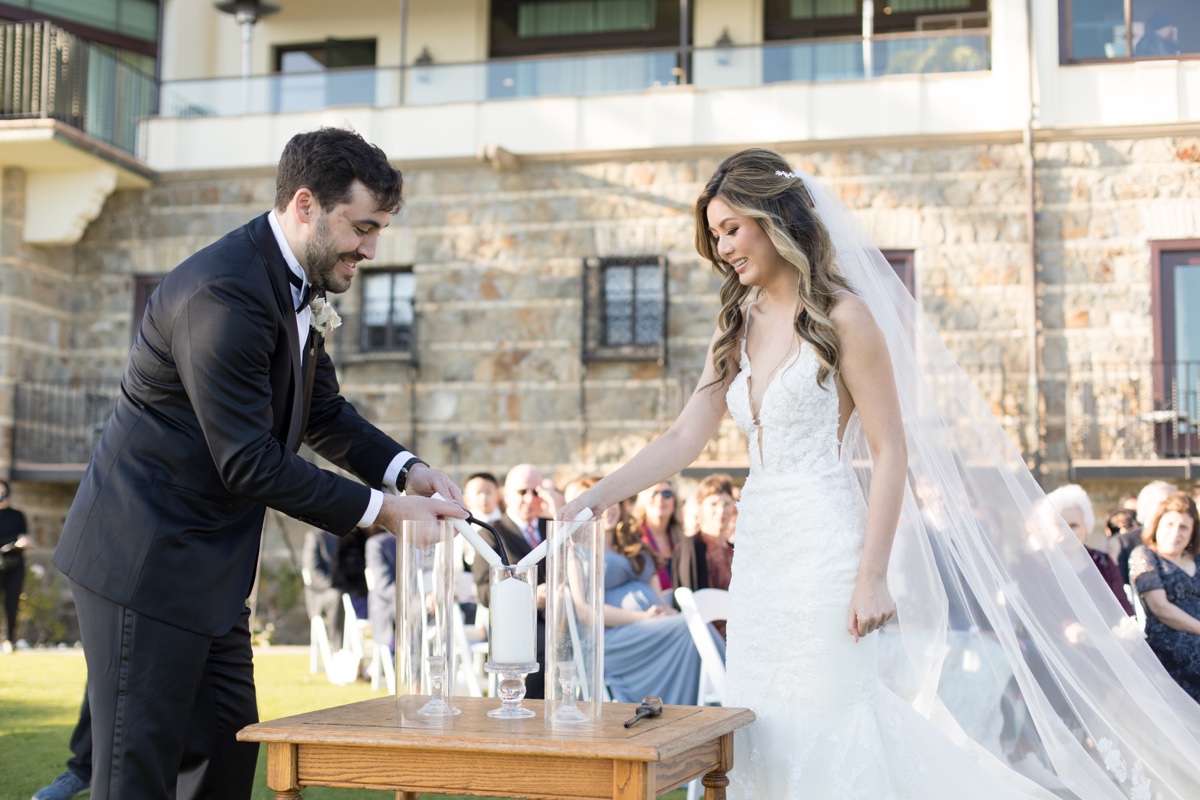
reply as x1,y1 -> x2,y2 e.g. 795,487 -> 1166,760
216,0 -> 280,112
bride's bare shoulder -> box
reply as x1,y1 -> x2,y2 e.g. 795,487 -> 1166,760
828,291 -> 873,326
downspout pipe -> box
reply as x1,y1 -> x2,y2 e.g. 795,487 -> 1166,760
1024,0 -> 1042,480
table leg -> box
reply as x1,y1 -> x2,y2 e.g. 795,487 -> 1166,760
701,771 -> 729,800
397,793 -> 419,800
266,742 -> 302,799
702,731 -> 734,800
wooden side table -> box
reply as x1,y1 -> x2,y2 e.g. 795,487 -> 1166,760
238,696 -> 754,800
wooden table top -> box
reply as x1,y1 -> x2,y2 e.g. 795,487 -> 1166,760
239,697 -> 755,763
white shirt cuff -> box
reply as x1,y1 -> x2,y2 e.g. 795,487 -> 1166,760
382,450 -> 416,490
359,488 -> 384,528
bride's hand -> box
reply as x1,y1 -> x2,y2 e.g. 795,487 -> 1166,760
848,576 -> 896,643
557,489 -> 604,522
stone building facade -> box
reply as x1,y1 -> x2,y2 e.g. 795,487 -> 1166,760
5,131 -> 1198,552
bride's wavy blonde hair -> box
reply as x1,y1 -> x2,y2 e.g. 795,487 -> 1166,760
695,148 -> 850,389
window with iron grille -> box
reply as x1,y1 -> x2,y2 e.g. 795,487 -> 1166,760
582,256 -> 667,363
360,268 -> 415,356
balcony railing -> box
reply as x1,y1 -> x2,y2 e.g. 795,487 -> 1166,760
158,29 -> 990,118
12,380 -> 120,480
0,21 -> 157,157
1068,361 -> 1200,476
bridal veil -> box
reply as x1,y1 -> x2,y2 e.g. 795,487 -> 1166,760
798,171 -> 1200,799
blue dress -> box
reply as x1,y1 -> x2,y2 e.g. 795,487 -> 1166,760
1130,545 -> 1200,703
603,549 -> 716,705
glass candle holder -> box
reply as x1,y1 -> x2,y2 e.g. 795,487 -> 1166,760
486,562 -> 539,719
544,518 -> 605,730
395,520 -> 459,727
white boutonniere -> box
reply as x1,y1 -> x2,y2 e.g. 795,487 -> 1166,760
310,296 -> 342,336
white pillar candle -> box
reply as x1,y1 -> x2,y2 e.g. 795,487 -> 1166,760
490,576 -> 536,664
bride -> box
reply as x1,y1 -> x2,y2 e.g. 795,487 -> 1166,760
558,148 -> 1200,798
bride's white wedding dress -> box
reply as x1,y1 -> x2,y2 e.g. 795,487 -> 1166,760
723,322 -> 1051,799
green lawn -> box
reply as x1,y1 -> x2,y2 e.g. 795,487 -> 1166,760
0,649 -> 687,800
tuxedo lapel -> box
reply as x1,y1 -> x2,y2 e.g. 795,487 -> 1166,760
246,213 -> 305,450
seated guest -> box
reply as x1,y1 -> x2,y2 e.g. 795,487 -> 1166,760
365,528 -> 397,654
1109,481 -> 1176,586
633,481 -> 683,597
1130,492 -> 1200,703
1105,507 -> 1138,538
674,474 -> 736,594
568,477 -> 715,706
1045,484 -> 1133,615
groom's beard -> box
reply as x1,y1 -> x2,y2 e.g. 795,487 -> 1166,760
305,214 -> 360,294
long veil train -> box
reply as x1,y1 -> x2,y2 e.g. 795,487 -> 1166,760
801,171 -> 1200,799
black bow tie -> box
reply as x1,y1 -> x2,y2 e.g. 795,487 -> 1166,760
287,269 -> 315,312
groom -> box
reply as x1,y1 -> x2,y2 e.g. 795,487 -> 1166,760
53,127 -> 465,800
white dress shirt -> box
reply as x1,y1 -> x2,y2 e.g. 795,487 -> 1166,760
267,210 -> 414,527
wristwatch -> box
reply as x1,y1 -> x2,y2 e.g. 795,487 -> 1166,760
396,456 -> 426,493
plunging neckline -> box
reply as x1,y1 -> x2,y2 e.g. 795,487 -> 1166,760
743,304 -> 799,427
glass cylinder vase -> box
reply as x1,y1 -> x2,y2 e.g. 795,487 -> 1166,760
544,518 -> 605,730
395,519 -> 459,728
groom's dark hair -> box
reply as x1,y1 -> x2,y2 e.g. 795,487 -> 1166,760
275,127 -> 403,214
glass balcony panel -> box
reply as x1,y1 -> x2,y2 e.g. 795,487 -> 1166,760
693,31 -> 990,87
156,31 -> 988,118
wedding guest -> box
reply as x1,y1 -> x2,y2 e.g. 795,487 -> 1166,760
1129,492 -> 1200,702
463,472 -> 502,523
633,481 -> 683,596
302,528 -> 345,649
1108,480 -> 1177,585
674,474 -> 736,594
469,463 -> 551,698
1105,508 -> 1138,538
365,527 -> 397,653
0,478 -> 29,653
1045,484 -> 1132,615
566,477 -> 714,706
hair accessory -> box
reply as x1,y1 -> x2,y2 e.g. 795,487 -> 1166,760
775,170 -> 797,179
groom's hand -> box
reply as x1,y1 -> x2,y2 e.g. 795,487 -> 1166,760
375,493 -> 467,535
404,464 -> 464,506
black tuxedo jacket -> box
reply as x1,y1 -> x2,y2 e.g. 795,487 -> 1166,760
470,517 -> 548,607
54,213 -> 405,636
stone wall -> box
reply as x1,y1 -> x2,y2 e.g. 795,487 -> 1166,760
9,135 -> 1200,553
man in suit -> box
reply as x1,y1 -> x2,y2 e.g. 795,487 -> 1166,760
365,528 -> 397,653
302,528 -> 345,649
470,463 -> 551,698
53,127 -> 466,800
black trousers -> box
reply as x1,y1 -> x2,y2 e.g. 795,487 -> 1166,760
67,689 -> 93,782
71,580 -> 259,800
1,562 -> 23,641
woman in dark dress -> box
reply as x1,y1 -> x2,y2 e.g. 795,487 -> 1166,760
0,478 -> 30,653
1130,491 -> 1200,703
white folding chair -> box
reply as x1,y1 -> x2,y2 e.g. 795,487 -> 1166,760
675,587 -> 729,800
1127,584 -> 1148,630
301,568 -> 333,676
323,593 -> 365,686
675,587 -> 728,705
452,603 -> 485,697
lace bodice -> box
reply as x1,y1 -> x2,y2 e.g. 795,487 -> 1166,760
726,326 -> 844,477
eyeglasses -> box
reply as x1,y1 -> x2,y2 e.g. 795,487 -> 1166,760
516,488 -> 542,498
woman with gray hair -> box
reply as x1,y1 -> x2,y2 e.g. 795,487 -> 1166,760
1046,484 -> 1133,615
